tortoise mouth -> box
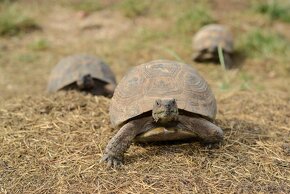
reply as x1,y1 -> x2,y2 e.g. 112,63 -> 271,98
152,110 -> 179,123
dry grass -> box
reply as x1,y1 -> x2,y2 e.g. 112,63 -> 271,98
0,91 -> 289,193
1,0 -> 290,193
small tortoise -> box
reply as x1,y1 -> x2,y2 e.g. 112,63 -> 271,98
192,24 -> 234,69
101,60 -> 223,167
47,54 -> 116,97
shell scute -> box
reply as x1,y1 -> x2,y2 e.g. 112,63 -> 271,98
47,54 -> 116,92
110,60 -> 217,128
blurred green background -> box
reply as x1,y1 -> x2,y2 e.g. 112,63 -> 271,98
0,0 -> 289,100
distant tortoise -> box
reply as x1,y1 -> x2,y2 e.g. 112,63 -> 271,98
192,24 -> 234,69
47,54 -> 116,97
101,60 -> 223,167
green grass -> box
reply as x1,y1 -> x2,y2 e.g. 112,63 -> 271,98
0,0 -> 17,3
0,6 -> 40,36
68,0 -> 103,13
118,0 -> 150,18
28,38 -> 50,51
217,45 -> 231,91
17,53 -> 39,63
135,27 -> 167,42
122,26 -> 168,51
254,1 -> 290,23
238,29 -> 290,58
239,72 -> 253,90
175,4 -> 214,34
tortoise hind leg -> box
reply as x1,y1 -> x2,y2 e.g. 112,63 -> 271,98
178,115 -> 223,143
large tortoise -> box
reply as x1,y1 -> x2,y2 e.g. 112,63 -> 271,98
47,54 -> 116,97
101,60 -> 224,167
192,24 -> 234,69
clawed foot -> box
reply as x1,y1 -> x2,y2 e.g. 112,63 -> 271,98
100,153 -> 123,168
203,142 -> 221,149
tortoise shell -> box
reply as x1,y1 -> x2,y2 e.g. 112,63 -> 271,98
110,60 -> 217,128
193,24 -> 234,53
47,54 -> 116,92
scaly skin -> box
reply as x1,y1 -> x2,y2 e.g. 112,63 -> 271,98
101,98 -> 223,167
177,115 -> 223,143
101,117 -> 151,168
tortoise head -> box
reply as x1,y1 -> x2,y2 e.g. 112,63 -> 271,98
152,98 -> 179,124
76,74 -> 95,90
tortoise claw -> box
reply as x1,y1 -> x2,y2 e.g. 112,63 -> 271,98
101,153 -> 123,168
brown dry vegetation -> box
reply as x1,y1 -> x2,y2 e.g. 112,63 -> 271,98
0,0 -> 290,193
1,91 -> 289,193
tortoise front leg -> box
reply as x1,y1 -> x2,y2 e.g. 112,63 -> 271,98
101,117 -> 154,168
101,121 -> 137,167
178,115 -> 223,143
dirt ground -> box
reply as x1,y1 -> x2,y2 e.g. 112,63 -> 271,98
0,0 -> 290,193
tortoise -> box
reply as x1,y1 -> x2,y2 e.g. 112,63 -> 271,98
101,60 -> 224,167
192,24 -> 234,69
47,54 -> 116,97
